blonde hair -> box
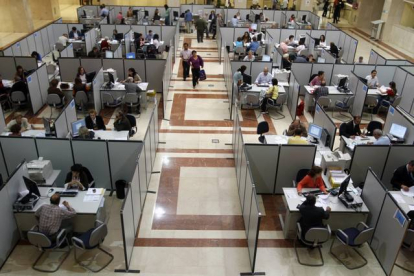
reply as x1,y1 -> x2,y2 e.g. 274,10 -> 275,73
88,109 -> 97,115
78,126 -> 89,138
14,112 -> 23,119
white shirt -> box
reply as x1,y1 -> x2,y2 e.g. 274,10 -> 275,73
243,55 -> 255,61
366,75 -> 379,88
231,17 -> 238,26
59,36 -> 68,46
153,39 -> 160,49
73,32 -> 79,39
296,44 -> 305,55
79,74 -> 86,83
255,72 -> 272,84
180,49 -> 192,60
319,41 -> 326,47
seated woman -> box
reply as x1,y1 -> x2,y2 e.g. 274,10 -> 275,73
76,66 -> 87,83
234,37 -> 243,49
77,126 -> 95,139
319,35 -> 326,47
298,194 -> 331,238
6,112 -> 31,131
31,51 -> 42,62
373,81 -> 397,113
47,79 -> 65,102
297,166 -> 327,195
124,68 -> 142,83
101,37 -> 110,52
9,124 -> 22,136
260,78 -> 279,113
65,163 -> 89,190
112,29 -> 118,40
85,109 -> 106,130
242,32 -> 251,43
113,112 -> 131,132
73,77 -> 90,98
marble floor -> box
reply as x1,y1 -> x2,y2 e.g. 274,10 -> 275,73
2,22 -> 414,276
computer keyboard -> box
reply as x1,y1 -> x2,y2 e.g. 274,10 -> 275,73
56,191 -> 78,197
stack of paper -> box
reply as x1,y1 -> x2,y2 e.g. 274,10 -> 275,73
392,193 -> 406,204
87,188 -> 105,195
401,186 -> 414,197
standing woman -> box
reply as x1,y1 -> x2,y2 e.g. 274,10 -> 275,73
188,50 -> 204,89
164,4 -> 171,26
126,7 -> 133,18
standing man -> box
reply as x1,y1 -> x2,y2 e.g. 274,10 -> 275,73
100,4 -> 109,24
195,16 -> 207,43
180,43 -> 192,81
184,10 -> 193,34
164,4 -> 171,26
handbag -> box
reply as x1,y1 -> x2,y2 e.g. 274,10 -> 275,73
199,69 -> 207,81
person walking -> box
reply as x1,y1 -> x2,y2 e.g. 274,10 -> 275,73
189,50 -> 204,89
322,0 -> 330,17
180,43 -> 192,81
208,11 -> 217,39
195,16 -> 207,43
333,0 -> 343,24
184,10 -> 193,33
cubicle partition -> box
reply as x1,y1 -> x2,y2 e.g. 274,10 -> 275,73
0,105 -> 5,134
120,183 -> 136,272
59,43 -> 74,58
26,64 -> 50,115
313,103 -> 337,150
93,68 -> 104,113
393,68 -> 414,116
162,49 -> 173,120
380,144 -> 414,190
383,106 -> 414,145
368,49 -> 387,65
287,71 -> 300,121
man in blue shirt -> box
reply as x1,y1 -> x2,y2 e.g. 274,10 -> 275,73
248,37 -> 260,53
100,4 -> 109,17
184,10 -> 193,34
369,129 -> 391,145
145,30 -> 153,41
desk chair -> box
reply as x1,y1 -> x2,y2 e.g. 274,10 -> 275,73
47,94 -> 65,120
75,91 -> 89,114
366,121 -> 382,136
82,166 -> 95,188
73,42 -> 83,57
378,96 -> 401,114
46,64 -> 57,75
363,96 -> 378,121
334,96 -> 354,122
257,121 -> 269,144
72,220 -> 113,272
102,93 -> 123,118
28,226 -> 71,272
266,94 -> 286,120
339,123 -> 347,137
316,97 -> 331,113
0,94 -> 12,111
256,47 -> 264,60
396,228 -> 414,273
55,42 -> 65,52
293,169 -> 310,187
330,221 -> 374,270
295,222 -> 331,266
124,93 -> 140,114
234,47 -> 245,60
126,114 -> 137,137
10,91 -> 28,109
336,49 -> 344,63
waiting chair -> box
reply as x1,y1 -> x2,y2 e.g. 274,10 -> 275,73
378,96 -> 401,114
293,169 -> 310,188
330,221 -> 374,270
266,94 -> 287,120
102,93 -> 123,118
396,229 -> 414,273
257,121 -> 269,144
55,42 -> 65,52
363,95 -> 378,121
28,226 -> 70,272
234,47 -> 245,60
47,94 -> 65,119
334,96 -> 354,121
295,222 -> 331,266
316,97 -> 331,112
72,220 -> 113,272
126,114 -> 137,137
10,91 -> 28,109
124,93 -> 140,114
366,121 -> 382,136
75,91 -> 89,114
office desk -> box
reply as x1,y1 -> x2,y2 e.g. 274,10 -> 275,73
68,39 -> 86,53
389,191 -> 414,214
281,187 -> 369,239
240,84 -> 286,108
14,187 -> 106,236
2,130 -> 46,137
100,82 -> 149,109
94,130 -> 129,140
304,85 -> 354,111
296,21 -> 312,29
339,135 -> 377,153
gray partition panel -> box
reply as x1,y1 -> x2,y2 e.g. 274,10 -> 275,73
41,28 -> 51,54
280,29 -> 296,43
275,145 -> 316,194
361,169 -> 387,229
116,25 -> 131,36
120,185 -> 135,271
238,146 -> 248,211
376,53 -> 386,65
251,62 -> 272,82
381,146 -> 414,190
144,130 -> 152,188
161,26 -> 176,46
243,177 -> 253,232
55,111 -> 68,138
138,150 -> 147,209
371,194 -> 409,276
331,64 -> 354,86
374,65 -> 396,89
400,74 -> 414,113
245,144 -> 279,194
352,81 -> 368,116
103,59 -> 125,80
368,50 -> 378,64
65,100 -> 77,128
0,57 -> 16,79
350,145 -> 390,185
130,163 -> 141,236
14,57 -> 37,72
27,72 -> 43,114
221,28 -> 235,50
291,63 -> 312,87
59,58 -> 81,82
72,140 -> 112,189
124,59 -> 146,82
0,137 -> 38,174
52,24 -> 69,44
20,39 -> 30,56
347,38 -> 358,63
33,32 -> 44,57
0,142 -> 8,178
289,80 -> 300,120
108,141 -> 142,185
80,58 -> 103,75
353,65 -> 376,79
314,103 -> 336,150
325,31 -> 340,45
37,65 -> 49,105
247,190 -> 260,271
145,59 -> 166,92
12,42 -> 22,56
47,25 -> 55,50
131,25 -> 146,37
101,25 -> 116,39
36,138 -> 73,186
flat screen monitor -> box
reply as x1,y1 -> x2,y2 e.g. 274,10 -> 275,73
23,176 -> 41,197
262,55 -> 271,61
126,52 -> 136,59
133,10 -> 138,17
86,71 -> 96,83
43,118 -> 51,133
257,33 -> 263,41
338,77 -> 348,88
390,123 -> 407,139
314,38 -> 320,46
308,123 -> 323,140
317,57 -> 325,63
115,33 -> 123,41
71,119 -> 86,137
108,72 -> 115,84
243,74 -> 252,85
105,51 -> 114,58
302,15 -> 307,22
338,175 -> 351,197
250,23 -> 257,30
299,36 -> 306,45
144,10 -> 149,17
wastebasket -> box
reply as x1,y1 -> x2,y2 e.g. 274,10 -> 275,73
115,180 -> 127,199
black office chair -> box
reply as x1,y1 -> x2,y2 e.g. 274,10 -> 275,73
339,123 -> 347,137
126,114 -> 137,137
257,121 -> 269,144
366,121 -> 382,136
81,166 -> 95,188
293,169 -> 310,187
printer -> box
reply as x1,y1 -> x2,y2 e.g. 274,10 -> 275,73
320,151 -> 352,172
27,158 -> 53,182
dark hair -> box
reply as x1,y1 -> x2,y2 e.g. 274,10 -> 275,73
321,81 -> 326,87
192,50 -> 197,54
308,166 -> 323,177
253,37 -> 257,42
16,65 -> 23,71
10,124 -> 21,134
294,128 -> 302,136
389,81 -> 397,92
272,78 -> 278,86
239,65 -> 247,73
371,70 -> 377,74
353,115 -> 361,121
153,34 -> 160,40
71,163 -> 83,173
164,4 -> 169,9
128,68 -> 137,77
303,194 -> 316,206
318,71 -> 324,76
50,193 -> 61,205
50,79 -> 59,87
74,77 -> 82,85
320,35 -> 325,42
183,42 -> 188,46
234,15 -> 237,18
72,27 -> 77,31
77,66 -> 86,76
409,160 -> 414,166
31,51 -> 39,58
237,37 -> 242,42
289,35 -> 294,40
92,46 -> 98,51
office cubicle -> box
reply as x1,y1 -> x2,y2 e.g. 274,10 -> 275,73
368,49 -> 387,65
383,106 -> 414,145
162,47 -> 173,120
287,71 -> 300,121
313,103 -> 337,150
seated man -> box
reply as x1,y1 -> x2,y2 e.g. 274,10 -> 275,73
35,193 -> 76,241
47,79 -> 65,102
391,160 -> 414,191
342,116 -> 363,139
368,129 -> 391,145
9,124 -> 22,136
288,128 -> 308,144
65,164 -> 89,190
314,81 -> 329,102
297,166 -> 327,195
69,27 -> 82,40
298,194 -> 331,238
254,67 -> 272,85
5,112 -> 31,132
287,119 -> 307,137
87,47 -> 101,58
113,112 -> 132,132
366,70 -> 379,89
248,37 -> 260,53
85,109 -> 106,130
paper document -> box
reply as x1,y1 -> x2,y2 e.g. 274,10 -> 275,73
392,194 -> 406,204
401,187 -> 414,197
286,190 -> 298,199
409,205 -> 414,211
316,199 -> 328,210
87,188 -> 105,195
84,195 -> 101,202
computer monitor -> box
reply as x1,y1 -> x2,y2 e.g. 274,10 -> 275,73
86,71 -> 96,83
133,10 -> 138,17
262,55 -> 271,61
23,176 -> 41,197
317,57 -> 325,63
0,174 -> 3,187
302,15 -> 307,22
299,36 -> 306,45
126,52 -> 136,59
105,51 -> 114,58
243,74 -> 252,85
255,14 -> 260,22
115,33 -> 123,41
43,118 -> 51,134
107,72 -> 115,85
308,123 -> 323,140
338,175 -> 351,197
390,123 -> 407,139
338,77 -> 348,88
144,10 -> 149,17
71,119 -> 86,137
250,23 -> 258,30
257,33 -> 263,42
314,38 -> 320,46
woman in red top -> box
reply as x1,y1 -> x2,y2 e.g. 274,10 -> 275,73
101,37 -> 110,52
297,166 -> 327,195
374,81 -> 397,113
